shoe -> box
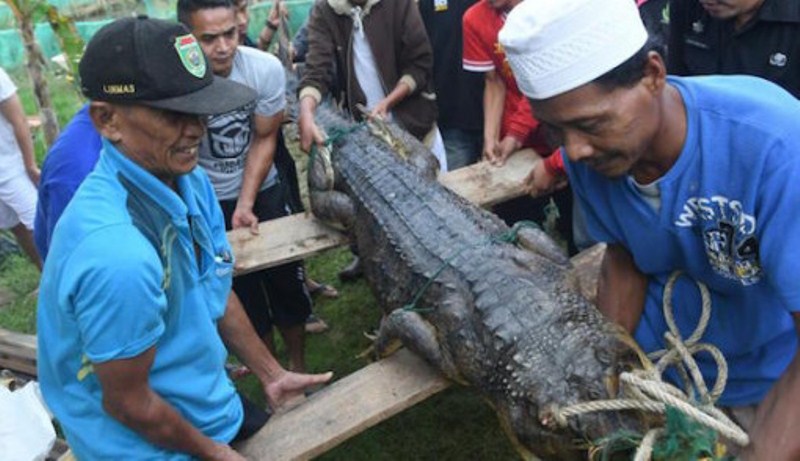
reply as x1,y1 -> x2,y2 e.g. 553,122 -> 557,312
307,281 -> 339,299
338,256 -> 363,282
305,314 -> 329,334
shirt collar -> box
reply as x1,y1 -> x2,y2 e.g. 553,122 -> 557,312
101,137 -> 196,220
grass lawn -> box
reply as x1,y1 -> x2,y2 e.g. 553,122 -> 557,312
0,68 -> 520,459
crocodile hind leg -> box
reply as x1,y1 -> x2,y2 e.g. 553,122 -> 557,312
309,189 -> 356,230
375,309 -> 460,380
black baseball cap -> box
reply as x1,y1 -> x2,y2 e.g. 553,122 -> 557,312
79,16 -> 256,115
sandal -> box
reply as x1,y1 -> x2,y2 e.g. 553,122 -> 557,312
307,281 -> 339,299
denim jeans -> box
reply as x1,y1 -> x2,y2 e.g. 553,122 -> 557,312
440,128 -> 482,170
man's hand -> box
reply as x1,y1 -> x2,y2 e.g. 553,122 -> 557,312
370,99 -> 391,120
209,444 -> 246,461
263,369 -> 333,412
493,136 -> 521,166
231,205 -> 259,235
482,138 -> 499,164
298,114 -> 326,153
26,165 -> 41,187
524,159 -> 567,197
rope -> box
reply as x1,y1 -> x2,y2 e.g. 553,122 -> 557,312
402,221 -> 542,313
551,271 -> 750,458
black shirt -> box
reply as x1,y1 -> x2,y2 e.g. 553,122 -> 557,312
668,0 -> 800,98
418,0 -> 484,131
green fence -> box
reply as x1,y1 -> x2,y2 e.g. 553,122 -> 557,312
0,0 -> 312,70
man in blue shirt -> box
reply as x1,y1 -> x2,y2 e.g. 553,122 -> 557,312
37,17 -> 331,460
33,105 -> 100,259
500,0 -> 800,459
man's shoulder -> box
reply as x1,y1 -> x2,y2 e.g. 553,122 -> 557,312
672,75 -> 800,118
758,0 -> 800,24
463,0 -> 492,24
41,106 -> 102,187
234,47 -> 284,84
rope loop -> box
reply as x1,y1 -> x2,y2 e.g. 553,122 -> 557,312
550,270 -> 750,458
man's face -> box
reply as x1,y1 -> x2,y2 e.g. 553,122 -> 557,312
698,0 -> 764,20
99,104 -> 206,186
233,0 -> 250,41
187,7 -> 238,77
531,81 -> 661,180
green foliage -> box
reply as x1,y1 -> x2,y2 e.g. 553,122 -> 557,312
0,254 -> 39,334
41,3 -> 84,90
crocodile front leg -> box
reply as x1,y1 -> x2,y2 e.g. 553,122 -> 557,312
375,309 -> 460,380
308,143 -> 356,229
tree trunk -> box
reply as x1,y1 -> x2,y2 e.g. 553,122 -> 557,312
8,0 -> 60,147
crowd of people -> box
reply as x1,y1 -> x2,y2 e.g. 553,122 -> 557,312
0,0 -> 796,458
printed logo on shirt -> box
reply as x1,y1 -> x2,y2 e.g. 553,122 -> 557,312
434,0 -> 448,12
206,108 -> 253,160
769,53 -> 788,68
674,195 -> 762,285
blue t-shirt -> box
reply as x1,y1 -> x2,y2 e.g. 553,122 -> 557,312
565,75 -> 800,406
37,139 -> 242,459
34,105 -> 102,259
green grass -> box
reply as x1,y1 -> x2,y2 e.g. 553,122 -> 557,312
0,71 -> 521,459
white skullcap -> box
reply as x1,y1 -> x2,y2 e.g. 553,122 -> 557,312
499,0 -> 648,100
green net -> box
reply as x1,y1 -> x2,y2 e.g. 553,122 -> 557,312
0,0 -> 312,70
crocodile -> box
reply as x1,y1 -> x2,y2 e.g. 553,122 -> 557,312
307,106 -> 655,460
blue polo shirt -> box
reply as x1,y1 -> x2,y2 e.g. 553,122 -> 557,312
37,139 -> 242,459
565,75 -> 800,406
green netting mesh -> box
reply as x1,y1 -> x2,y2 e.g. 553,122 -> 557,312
0,0 -> 312,70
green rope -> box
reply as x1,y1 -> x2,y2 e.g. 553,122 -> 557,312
402,220 -> 542,313
308,122 -> 366,169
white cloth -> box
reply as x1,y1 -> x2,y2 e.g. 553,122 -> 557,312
351,7 -> 387,113
425,126 -> 448,173
0,68 -> 26,183
0,383 -> 56,461
0,167 -> 37,229
498,0 -> 648,100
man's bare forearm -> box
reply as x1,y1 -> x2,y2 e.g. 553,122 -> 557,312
596,243 -> 648,333
741,315 -> 800,460
218,292 -> 285,383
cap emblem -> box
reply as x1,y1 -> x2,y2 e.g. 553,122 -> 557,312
174,34 -> 206,78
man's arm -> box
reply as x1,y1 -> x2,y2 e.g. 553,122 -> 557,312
482,70 -> 506,165
94,348 -> 242,461
232,112 -> 282,234
371,81 -> 411,120
741,313 -> 800,461
217,292 -> 333,410
0,92 -> 39,185
595,243 -> 648,333
298,95 -> 326,153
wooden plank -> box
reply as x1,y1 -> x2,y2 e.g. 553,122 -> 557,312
229,150 -> 539,274
439,149 -> 538,207
0,328 -> 37,376
235,348 -> 451,461
229,214 -> 349,276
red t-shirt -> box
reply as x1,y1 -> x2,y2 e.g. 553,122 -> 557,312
462,0 -> 549,153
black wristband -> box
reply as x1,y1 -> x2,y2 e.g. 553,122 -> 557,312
266,21 -> 278,31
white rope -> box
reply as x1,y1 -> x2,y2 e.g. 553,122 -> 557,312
552,271 -> 750,457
